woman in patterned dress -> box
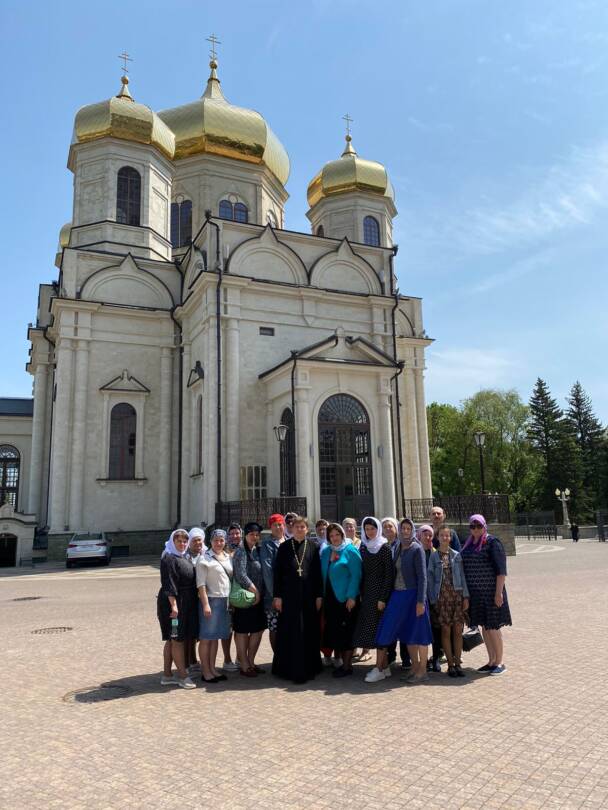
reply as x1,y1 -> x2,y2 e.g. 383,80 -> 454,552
352,517 -> 394,683
461,514 -> 511,676
428,525 -> 469,677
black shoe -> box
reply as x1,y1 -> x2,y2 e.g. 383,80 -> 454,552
213,673 -> 228,681
431,659 -> 442,673
202,675 -> 219,683
455,665 -> 466,678
448,665 -> 458,678
477,663 -> 492,673
333,666 -> 353,678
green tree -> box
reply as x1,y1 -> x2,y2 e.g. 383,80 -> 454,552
566,381 -> 605,511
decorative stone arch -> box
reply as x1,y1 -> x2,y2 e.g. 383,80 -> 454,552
395,307 -> 416,338
183,248 -> 207,292
98,370 -> 150,483
309,239 -> 382,295
80,254 -> 174,309
227,225 -> 308,286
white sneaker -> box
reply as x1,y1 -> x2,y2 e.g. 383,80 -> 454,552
222,661 -> 239,672
383,667 -> 392,678
160,674 -> 176,686
177,676 -> 197,689
332,657 -> 343,668
364,667 -> 387,683
322,656 -> 333,667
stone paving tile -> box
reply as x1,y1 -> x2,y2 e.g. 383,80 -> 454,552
2,540 -> 608,808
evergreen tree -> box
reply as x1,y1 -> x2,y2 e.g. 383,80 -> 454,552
566,382 -> 605,510
528,378 -> 583,514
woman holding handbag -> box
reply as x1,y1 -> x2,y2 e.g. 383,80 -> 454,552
232,522 -> 267,677
196,529 -> 233,683
428,524 -> 469,677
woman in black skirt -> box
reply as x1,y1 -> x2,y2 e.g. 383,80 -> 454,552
157,529 -> 198,689
320,523 -> 362,678
461,514 -> 512,676
232,522 -> 267,677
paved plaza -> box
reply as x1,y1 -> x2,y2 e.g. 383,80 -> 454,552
2,539 -> 608,810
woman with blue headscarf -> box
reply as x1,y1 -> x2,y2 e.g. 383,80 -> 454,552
157,529 -> 198,689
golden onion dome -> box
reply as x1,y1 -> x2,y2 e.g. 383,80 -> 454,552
69,76 -> 175,167
307,135 -> 394,208
158,60 -> 290,186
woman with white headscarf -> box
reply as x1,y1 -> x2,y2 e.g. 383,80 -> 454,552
157,529 -> 198,689
352,517 -> 394,684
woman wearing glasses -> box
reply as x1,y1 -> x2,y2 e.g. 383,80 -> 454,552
460,514 -> 511,676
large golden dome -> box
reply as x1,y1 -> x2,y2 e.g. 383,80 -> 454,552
307,136 -> 394,208
158,60 -> 290,186
68,77 -> 175,167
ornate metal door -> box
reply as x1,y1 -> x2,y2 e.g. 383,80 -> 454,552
318,395 -> 374,522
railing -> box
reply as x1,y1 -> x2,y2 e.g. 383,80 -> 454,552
514,511 -> 557,541
404,495 -> 511,525
214,497 -> 307,528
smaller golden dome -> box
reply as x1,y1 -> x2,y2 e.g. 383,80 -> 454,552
69,77 -> 175,168
307,135 -> 394,208
58,222 -> 72,249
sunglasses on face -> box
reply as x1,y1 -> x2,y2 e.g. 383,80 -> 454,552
470,523 -> 483,529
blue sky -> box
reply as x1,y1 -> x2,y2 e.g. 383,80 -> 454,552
1,0 -> 606,419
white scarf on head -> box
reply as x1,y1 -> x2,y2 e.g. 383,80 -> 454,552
162,529 -> 189,558
361,516 -> 388,554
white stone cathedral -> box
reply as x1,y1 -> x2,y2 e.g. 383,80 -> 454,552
6,54 -> 433,558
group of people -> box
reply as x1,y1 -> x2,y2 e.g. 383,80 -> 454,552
157,507 -> 512,689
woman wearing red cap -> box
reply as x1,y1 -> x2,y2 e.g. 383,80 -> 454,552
260,513 -> 286,651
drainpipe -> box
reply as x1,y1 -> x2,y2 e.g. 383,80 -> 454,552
290,351 -> 297,496
170,310 -> 183,527
389,246 -> 406,517
42,328 -> 55,531
205,211 -> 223,512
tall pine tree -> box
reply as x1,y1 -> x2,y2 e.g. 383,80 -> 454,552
566,382 -> 605,511
528,379 -> 582,515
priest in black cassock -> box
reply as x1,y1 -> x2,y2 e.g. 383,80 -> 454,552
272,515 -> 323,684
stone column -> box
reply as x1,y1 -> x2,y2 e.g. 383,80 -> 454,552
68,339 -> 90,530
181,342 -> 192,522
49,339 -> 74,532
158,347 -> 173,527
401,367 -> 422,499
414,367 -> 433,498
377,390 -> 396,518
205,321 -> 218,520
295,388 -> 312,512
28,363 -> 49,517
225,319 -> 240,500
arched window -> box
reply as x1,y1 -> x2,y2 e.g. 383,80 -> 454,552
234,202 -> 248,223
267,211 -> 277,227
196,395 -> 203,474
363,216 -> 380,246
219,200 -> 233,220
109,403 -> 136,480
116,167 -> 141,226
279,407 -> 296,497
170,199 -> 192,248
0,445 -> 20,509
316,225 -> 325,237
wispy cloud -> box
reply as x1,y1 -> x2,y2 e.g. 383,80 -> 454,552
426,347 -> 520,403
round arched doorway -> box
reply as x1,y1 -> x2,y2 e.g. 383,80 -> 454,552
318,394 -> 374,521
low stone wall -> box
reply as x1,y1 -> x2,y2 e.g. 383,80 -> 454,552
450,523 -> 516,556
46,530 -> 170,562
558,525 -> 599,540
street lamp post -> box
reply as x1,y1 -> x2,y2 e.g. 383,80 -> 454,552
274,424 -> 288,500
473,432 -> 486,495
555,488 -> 571,529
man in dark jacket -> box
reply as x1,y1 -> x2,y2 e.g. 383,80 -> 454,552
429,506 -> 462,551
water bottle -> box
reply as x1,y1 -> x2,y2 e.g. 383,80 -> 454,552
170,617 -> 179,639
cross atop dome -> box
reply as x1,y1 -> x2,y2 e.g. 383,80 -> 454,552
206,33 -> 221,62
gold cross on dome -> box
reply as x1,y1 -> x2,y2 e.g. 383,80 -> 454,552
206,33 -> 221,61
342,112 -> 354,137
118,50 -> 133,76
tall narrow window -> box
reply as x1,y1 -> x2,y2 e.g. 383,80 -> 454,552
316,225 -> 325,237
219,200 -> 233,220
170,199 -> 192,247
0,445 -> 20,509
109,403 -> 136,480
279,408 -> 296,496
116,167 -> 141,226
234,202 -> 248,223
196,395 -> 203,474
363,215 -> 380,246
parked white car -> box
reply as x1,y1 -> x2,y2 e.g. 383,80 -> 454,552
66,533 -> 111,568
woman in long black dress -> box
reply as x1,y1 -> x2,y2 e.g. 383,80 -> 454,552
353,517 -> 394,684
461,514 -> 512,676
157,529 -> 198,689
272,515 -> 323,684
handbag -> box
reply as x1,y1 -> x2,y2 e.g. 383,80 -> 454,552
229,578 -> 256,609
462,627 -> 484,652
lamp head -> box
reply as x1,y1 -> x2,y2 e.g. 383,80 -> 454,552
273,424 -> 288,443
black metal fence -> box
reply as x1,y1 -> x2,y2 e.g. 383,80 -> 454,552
215,497 -> 307,528
598,510 -> 607,542
515,511 -> 558,541
404,494 -> 511,525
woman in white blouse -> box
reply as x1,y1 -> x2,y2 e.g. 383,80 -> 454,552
196,529 -> 233,683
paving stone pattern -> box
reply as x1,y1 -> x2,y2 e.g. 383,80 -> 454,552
1,542 -> 608,809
